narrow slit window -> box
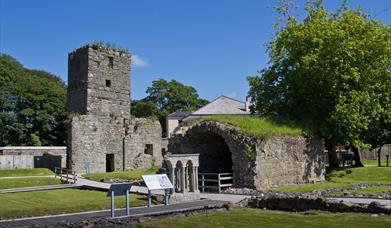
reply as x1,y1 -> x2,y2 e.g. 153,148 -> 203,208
144,144 -> 153,155
106,80 -> 111,87
108,56 -> 114,68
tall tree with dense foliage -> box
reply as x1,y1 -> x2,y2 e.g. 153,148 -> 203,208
131,79 -> 208,136
248,0 -> 391,167
0,54 -> 67,146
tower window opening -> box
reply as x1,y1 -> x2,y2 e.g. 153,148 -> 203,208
108,56 -> 114,68
106,80 -> 111,87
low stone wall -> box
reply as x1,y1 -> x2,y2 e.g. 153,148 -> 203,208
0,155 -> 35,169
246,194 -> 390,214
360,145 -> 391,160
255,136 -> 325,189
0,146 -> 67,169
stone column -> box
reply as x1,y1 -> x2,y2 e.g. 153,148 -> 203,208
181,166 -> 186,193
175,167 -> 180,192
185,166 -> 190,192
170,166 -> 175,194
191,166 -> 197,192
194,166 -> 199,191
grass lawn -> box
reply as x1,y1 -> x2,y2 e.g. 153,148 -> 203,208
362,159 -> 389,167
138,208 -> 391,228
326,166 -> 391,184
0,177 -> 61,190
333,186 -> 391,197
0,168 -> 54,177
200,115 -> 303,138
275,182 -> 352,193
82,166 -> 160,181
0,189 -> 149,219
275,165 -> 391,192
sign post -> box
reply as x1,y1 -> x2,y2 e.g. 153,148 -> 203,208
164,189 -> 169,206
142,174 -> 173,207
111,190 -> 115,217
148,190 -> 152,207
107,183 -> 132,218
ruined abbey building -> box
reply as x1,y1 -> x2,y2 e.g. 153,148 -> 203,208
65,44 -> 326,190
67,45 -> 162,174
169,121 -> 325,190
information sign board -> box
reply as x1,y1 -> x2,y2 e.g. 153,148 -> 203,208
107,183 -> 132,196
142,174 -> 173,190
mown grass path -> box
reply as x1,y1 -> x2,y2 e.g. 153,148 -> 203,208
0,168 -> 60,190
0,189 -> 148,219
138,208 -> 391,228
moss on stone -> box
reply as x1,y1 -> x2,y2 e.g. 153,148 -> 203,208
200,115 -> 303,139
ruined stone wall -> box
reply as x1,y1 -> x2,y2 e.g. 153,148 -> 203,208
67,116 -> 162,173
169,121 -> 325,190
254,136 -> 325,190
67,115 -> 126,173
125,118 -> 163,170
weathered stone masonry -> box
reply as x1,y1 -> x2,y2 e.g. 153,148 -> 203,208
169,121 -> 325,190
67,45 -> 162,174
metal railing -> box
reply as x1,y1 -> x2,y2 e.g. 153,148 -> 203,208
198,172 -> 233,193
54,167 -> 77,184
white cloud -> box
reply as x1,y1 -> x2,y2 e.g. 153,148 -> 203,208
132,54 -> 150,67
226,91 -> 237,98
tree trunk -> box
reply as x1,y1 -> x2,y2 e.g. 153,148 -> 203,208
377,147 -> 382,167
327,142 -> 339,168
351,146 -> 364,167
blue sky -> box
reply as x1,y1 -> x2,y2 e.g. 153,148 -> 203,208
1,0 -> 390,101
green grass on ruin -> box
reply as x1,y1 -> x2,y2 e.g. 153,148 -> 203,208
82,166 -> 160,181
138,208 -> 391,228
0,189 -> 150,219
200,115 -> 303,139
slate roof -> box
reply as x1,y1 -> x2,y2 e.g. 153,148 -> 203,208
191,95 -> 249,115
167,111 -> 192,118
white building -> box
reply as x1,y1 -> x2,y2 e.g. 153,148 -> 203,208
166,96 -> 251,138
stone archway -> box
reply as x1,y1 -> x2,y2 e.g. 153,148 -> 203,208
181,131 -> 233,174
168,121 -> 255,188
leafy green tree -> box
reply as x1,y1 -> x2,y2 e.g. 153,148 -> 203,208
145,79 -> 208,112
0,54 -> 67,146
131,99 -> 159,119
132,79 -> 208,136
248,0 -> 391,167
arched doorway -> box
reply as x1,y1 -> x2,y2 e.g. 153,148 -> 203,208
175,161 -> 184,192
184,132 -> 233,174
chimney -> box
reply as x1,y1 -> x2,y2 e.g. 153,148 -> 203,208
245,96 -> 251,113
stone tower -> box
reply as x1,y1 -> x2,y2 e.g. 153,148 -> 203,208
66,45 -> 131,173
67,45 -> 131,118
66,45 -> 163,174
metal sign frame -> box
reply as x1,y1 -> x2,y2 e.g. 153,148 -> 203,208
107,183 -> 132,218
